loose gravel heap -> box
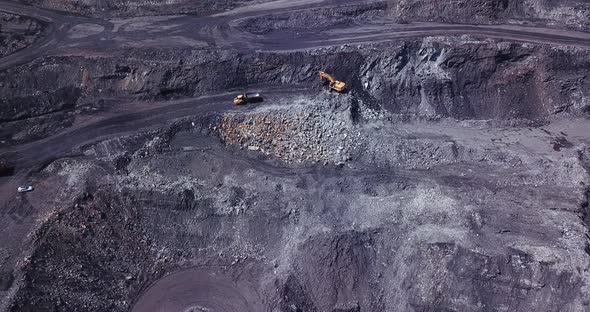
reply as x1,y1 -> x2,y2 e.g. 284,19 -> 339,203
219,94 -> 362,165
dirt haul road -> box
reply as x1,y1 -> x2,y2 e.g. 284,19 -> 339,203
0,87 -> 312,172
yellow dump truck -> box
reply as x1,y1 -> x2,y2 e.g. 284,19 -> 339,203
234,92 -> 263,105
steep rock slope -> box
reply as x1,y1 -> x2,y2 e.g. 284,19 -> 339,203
2,38 -> 589,147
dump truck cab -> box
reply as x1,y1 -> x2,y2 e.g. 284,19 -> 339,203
234,94 -> 247,105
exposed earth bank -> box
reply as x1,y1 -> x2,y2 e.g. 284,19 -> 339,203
2,38 -> 590,147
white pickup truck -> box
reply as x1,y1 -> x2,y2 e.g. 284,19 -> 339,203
17,186 -> 33,193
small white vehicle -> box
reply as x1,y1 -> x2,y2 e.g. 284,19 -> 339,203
17,186 -> 33,193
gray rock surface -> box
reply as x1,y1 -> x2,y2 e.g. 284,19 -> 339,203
1,1 -> 590,311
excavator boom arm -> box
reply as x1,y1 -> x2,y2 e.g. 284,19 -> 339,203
319,71 -> 336,83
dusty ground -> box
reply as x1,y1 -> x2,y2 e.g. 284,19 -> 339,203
1,0 -> 590,311
6,97 -> 590,311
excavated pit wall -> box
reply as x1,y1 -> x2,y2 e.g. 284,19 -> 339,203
1,38 -> 590,145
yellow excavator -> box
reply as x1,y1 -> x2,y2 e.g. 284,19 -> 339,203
319,71 -> 346,92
